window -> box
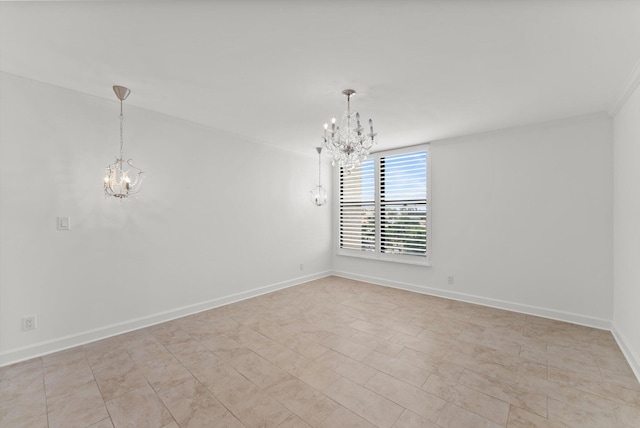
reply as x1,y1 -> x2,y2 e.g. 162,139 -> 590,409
338,144 -> 431,265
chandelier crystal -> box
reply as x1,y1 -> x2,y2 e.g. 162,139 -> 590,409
311,147 -> 327,206
322,89 -> 377,172
104,85 -> 144,199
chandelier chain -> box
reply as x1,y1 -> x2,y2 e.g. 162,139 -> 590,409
318,149 -> 321,185
119,110 -> 124,160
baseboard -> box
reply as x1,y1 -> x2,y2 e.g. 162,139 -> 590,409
0,271 -> 331,367
331,271 -> 611,330
611,323 -> 640,383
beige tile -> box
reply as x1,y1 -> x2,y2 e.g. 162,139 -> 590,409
425,316 -> 485,339
93,355 -> 148,401
459,331 -> 521,356
366,314 -> 424,337
324,377 -> 404,428
137,355 -> 194,392
436,402 -> 503,428
471,344 -> 526,369
365,372 -> 446,422
594,353 -> 635,376
264,374 -> 339,426
199,332 -> 245,355
0,391 -> 47,428
350,319 -> 398,340
42,347 -> 86,367
547,397 -> 618,427
227,390 -> 292,428
458,369 -> 547,418
422,374 -> 509,426
158,378 -> 243,428
445,350 -> 517,384
316,349 -> 378,385
287,337 -> 331,359
547,362 -> 603,385
286,357 -> 341,392
395,347 -> 464,382
44,355 -> 95,397
149,323 -> 193,347
569,377 -> 640,408
87,418 -> 114,428
106,384 -> 175,428
124,335 -> 169,364
363,351 -> 430,387
250,336 -> 305,369
599,367 -> 640,392
222,347 -> 289,389
350,331 -> 405,357
615,403 -> 640,427
165,338 -> 216,368
191,356 -> 292,428
84,348 -> 131,373
0,410 -> 48,428
506,406 -> 566,428
317,405 -> 377,428
515,372 -> 618,415
390,332 -> 450,361
47,380 -> 109,428
392,409 -> 439,428
189,355 -> 254,396
0,367 -> 44,402
320,333 -> 374,361
277,413 -> 312,428
0,358 -> 43,381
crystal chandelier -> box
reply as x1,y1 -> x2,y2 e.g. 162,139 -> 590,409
322,89 -> 377,172
311,147 -> 327,206
104,85 -> 144,199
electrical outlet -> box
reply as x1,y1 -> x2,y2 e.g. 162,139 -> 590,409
299,264 -> 304,271
447,276 -> 454,285
22,315 -> 37,331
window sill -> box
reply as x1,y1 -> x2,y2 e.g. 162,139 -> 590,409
337,249 -> 431,267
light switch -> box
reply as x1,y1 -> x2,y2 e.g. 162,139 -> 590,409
57,217 -> 70,230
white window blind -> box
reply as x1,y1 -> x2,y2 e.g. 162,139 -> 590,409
338,145 -> 430,264
339,159 -> 375,252
380,151 -> 427,256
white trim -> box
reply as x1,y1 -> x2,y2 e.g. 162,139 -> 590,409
611,322 -> 640,383
337,249 -> 431,267
609,57 -> 640,116
0,271 -> 331,367
331,270 -> 611,330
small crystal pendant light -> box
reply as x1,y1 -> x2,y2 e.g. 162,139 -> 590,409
103,85 -> 145,199
311,147 -> 327,206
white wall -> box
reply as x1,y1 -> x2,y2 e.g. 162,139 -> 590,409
333,114 -> 614,328
0,72 -> 622,367
612,82 -> 640,378
0,73 -> 332,365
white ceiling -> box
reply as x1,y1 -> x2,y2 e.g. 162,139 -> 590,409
1,1 -> 639,154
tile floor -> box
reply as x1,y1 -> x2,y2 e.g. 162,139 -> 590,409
1,276 -> 639,427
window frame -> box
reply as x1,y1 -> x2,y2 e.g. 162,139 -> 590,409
335,143 -> 432,266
